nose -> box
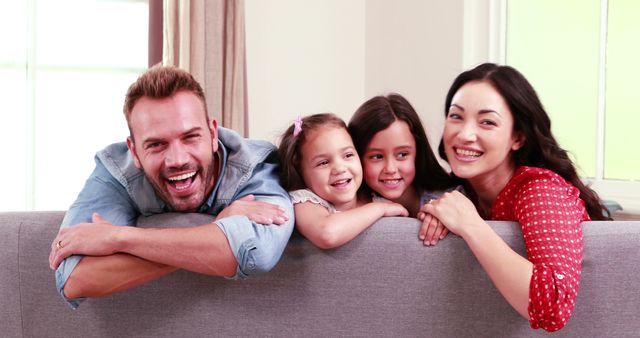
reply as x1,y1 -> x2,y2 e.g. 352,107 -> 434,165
383,158 -> 397,174
457,121 -> 477,143
164,142 -> 190,168
331,160 -> 347,175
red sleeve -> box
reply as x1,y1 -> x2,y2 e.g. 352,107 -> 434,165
511,172 -> 585,332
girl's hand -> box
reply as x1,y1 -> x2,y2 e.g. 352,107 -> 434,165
420,191 -> 484,237
379,202 -> 409,217
418,213 -> 448,246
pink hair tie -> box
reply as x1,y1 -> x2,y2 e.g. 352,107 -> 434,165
293,115 -> 303,137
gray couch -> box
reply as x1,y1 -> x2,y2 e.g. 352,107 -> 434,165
2,211 -> 639,338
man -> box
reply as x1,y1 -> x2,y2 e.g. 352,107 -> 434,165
49,66 -> 294,309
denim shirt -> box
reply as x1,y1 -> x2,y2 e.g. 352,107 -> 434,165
55,127 -> 294,308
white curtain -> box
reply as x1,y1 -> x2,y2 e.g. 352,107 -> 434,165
163,0 -> 248,136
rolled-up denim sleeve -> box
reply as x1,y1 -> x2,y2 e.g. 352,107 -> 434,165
55,162 -> 137,309
215,161 -> 294,279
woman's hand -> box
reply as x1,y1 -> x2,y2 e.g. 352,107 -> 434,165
420,191 -> 484,237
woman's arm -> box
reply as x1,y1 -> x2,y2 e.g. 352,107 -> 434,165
295,201 -> 408,249
508,174 -> 585,331
423,191 -> 533,318
424,181 -> 585,332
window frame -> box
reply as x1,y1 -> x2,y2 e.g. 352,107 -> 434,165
0,0 -> 151,211
484,0 -> 640,211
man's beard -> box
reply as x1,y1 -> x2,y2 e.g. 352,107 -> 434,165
143,159 -> 216,212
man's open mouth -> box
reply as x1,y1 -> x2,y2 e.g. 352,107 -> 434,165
167,171 -> 197,191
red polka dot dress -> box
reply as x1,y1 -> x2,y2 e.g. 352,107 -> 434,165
491,166 -> 589,332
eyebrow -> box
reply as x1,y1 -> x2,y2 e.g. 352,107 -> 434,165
365,145 -> 414,152
450,104 -> 502,117
309,146 -> 355,162
142,127 -> 203,145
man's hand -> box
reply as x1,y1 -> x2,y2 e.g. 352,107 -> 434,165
215,194 -> 289,225
49,213 -> 122,270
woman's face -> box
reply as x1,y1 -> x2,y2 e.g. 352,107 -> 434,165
443,80 -> 523,184
362,120 -> 417,203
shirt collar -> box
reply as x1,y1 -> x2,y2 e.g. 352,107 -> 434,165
200,139 -> 227,212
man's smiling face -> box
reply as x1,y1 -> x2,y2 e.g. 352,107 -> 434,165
127,90 -> 218,212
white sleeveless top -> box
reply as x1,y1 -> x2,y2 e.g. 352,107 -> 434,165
289,189 -> 337,214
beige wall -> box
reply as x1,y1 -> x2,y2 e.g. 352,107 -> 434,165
245,0 -> 494,145
365,0 -> 465,149
245,0 -> 366,143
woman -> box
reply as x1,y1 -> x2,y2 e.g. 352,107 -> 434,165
421,63 -> 611,332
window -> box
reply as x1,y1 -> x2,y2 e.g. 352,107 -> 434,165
505,0 -> 640,210
0,0 -> 148,211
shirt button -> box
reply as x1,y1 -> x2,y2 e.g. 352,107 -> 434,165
556,273 -> 565,280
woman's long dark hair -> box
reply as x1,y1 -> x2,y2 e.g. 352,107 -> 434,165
348,93 -> 456,194
439,63 -> 611,220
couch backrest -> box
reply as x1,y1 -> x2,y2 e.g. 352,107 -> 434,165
1,211 -> 639,337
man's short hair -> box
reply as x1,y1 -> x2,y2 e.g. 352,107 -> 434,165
123,65 -> 208,135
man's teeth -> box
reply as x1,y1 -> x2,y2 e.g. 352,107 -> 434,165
456,149 -> 482,157
168,172 -> 196,181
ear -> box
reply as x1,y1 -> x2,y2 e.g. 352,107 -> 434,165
209,118 -> 219,152
511,132 -> 526,151
126,136 -> 143,169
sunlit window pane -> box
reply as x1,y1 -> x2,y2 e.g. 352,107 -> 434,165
0,0 -> 148,211
604,0 -> 640,181
0,70 -> 28,211
0,2 -> 27,64
34,70 -> 138,210
35,0 -> 148,69
506,0 -> 600,178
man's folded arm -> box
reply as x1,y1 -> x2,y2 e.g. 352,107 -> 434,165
63,254 -> 176,299
55,165 -> 142,304
63,221 -> 238,299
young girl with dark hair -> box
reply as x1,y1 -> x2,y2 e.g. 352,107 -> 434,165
278,113 -> 408,249
348,94 -> 459,246
422,63 -> 611,332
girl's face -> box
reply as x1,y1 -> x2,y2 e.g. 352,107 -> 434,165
443,80 -> 524,185
300,126 -> 362,211
362,120 -> 417,203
